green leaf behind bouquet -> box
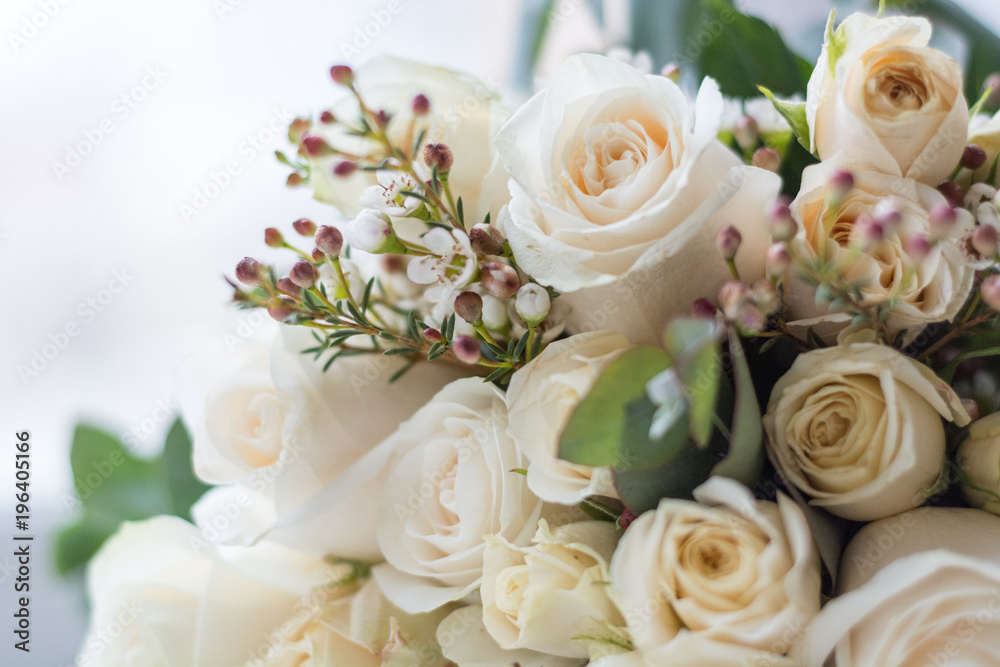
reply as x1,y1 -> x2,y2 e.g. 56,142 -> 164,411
57,418 -> 209,575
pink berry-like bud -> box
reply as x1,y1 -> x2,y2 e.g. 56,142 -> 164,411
264,227 -> 284,248
412,93 -> 431,116
972,224 -> 999,258
268,296 -> 297,322
302,136 -> 333,158
982,274 -> 1000,310
286,173 -> 304,187
738,305 -> 767,334
293,218 -> 316,236
423,327 -> 443,343
963,144 -> 988,171
320,110 -> 336,124
765,243 -> 791,277
828,169 -> 855,196
733,116 -> 759,152
452,335 -> 481,364
938,182 -> 965,208
276,276 -> 301,297
423,143 -> 454,173
454,291 -> 484,324
235,257 -> 262,286
315,225 -> 344,258
854,213 -> 885,250
928,202 -> 957,235
470,223 -> 505,256
719,281 -> 749,320
768,198 -> 797,242
691,298 -> 717,319
311,247 -> 325,262
480,261 -> 520,299
715,225 -> 742,261
983,73 -> 1000,107
333,160 -> 357,177
329,65 -> 354,85
962,398 -> 982,422
288,118 -> 311,145
903,234 -> 933,263
752,147 -> 780,173
873,199 -> 902,231
289,259 -> 319,289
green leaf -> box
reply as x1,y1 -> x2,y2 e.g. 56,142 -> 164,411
57,419 -> 210,575
758,86 -> 813,154
825,9 -> 848,77
613,433 -> 724,514
662,318 -> 722,447
710,330 -> 765,486
558,347 -> 672,468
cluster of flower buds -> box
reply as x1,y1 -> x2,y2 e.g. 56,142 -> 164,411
717,280 -> 780,335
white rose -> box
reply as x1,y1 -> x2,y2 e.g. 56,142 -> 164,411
506,331 -> 628,504
436,605 -> 584,667
796,507 -> 1000,666
307,55 -> 509,222
496,53 -> 781,344
609,477 -> 820,657
763,341 -> 970,521
190,326 -> 464,561
785,156 -> 975,341
806,12 -> 968,185
591,635 -> 794,667
374,378 -> 543,613
958,411 -> 1000,514
77,516 -> 331,667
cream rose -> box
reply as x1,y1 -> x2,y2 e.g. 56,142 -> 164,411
590,635 -> 794,667
785,156 -> 975,342
374,378 -> 543,614
609,477 -> 820,658
807,12 -> 968,185
307,55 -> 509,221
77,516 -> 332,667
496,53 -> 781,344
506,331 -> 629,504
958,411 -> 1000,514
188,325 -> 463,561
763,341 -> 970,521
796,507 -> 1000,666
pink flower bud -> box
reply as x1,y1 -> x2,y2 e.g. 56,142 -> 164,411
873,199 -> 902,231
470,224 -> 505,256
828,169 -> 855,197
412,93 -> 431,116
423,327 -> 443,343
302,136 -> 333,158
733,116 -> 760,152
854,213 -> 885,250
903,234 -> 933,263
984,73 -> 1000,107
929,202 -> 957,236
264,227 -> 284,248
289,259 -> 319,289
982,274 -> 1000,311
738,305 -> 767,334
480,261 -> 520,299
718,281 -> 749,320
286,173 -> 304,187
315,225 -> 344,258
768,197 -> 797,242
320,110 -> 336,124
962,398 -> 981,422
691,298 -> 717,319
963,144 -> 988,171
268,296 -> 297,322
311,247 -> 325,262
423,143 -> 454,173
752,147 -> 781,173
938,182 -> 965,208
715,225 -> 742,261
972,224 -> 999,258
292,218 -> 316,236
287,118 -> 311,145
454,291 -> 484,324
329,65 -> 354,85
333,160 -> 357,177
765,243 -> 791,277
452,335 -> 481,364
235,257 -> 262,286
276,276 -> 301,297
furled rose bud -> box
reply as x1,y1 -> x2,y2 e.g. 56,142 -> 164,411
469,223 -> 505,256
963,143 -> 988,171
451,335 -> 481,364
691,298 -> 717,319
292,218 -> 316,236
753,146 -> 781,172
268,296 -> 297,322
264,227 -> 284,248
733,116 -> 760,152
333,160 -> 357,177
515,284 -> 551,326
958,412 -> 1000,515
235,257 -> 262,286
329,65 -> 354,85
480,261 -> 520,299
345,209 -> 404,254
411,93 -> 430,116
314,225 -> 344,258
937,181 -> 965,208
423,143 -> 454,173
715,224 -> 742,261
453,291 -> 483,324
302,135 -> 333,158
769,197 -> 797,242
972,224 -> 999,258
289,260 -> 319,289
766,242 -> 791,277
982,274 -> 1000,310
276,276 -> 301,297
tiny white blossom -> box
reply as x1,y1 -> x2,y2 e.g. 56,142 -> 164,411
358,170 -> 423,216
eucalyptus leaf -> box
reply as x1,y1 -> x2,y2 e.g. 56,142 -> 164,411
662,317 -> 723,448
710,330 -> 765,486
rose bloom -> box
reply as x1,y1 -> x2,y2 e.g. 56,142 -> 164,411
607,477 -> 820,660
496,53 -> 780,344
763,341 -> 970,522
373,378 -> 542,614
591,635 -> 794,667
180,325 -> 463,561
506,331 -> 629,504
807,12 -> 968,185
306,55 -> 509,221
796,507 -> 1000,666
77,516 -> 332,667
785,156 -> 975,342
957,411 -> 1000,514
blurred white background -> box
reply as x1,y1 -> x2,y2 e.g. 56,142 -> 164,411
0,0 -> 997,663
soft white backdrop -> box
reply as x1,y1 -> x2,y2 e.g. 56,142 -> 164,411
0,0 -> 996,663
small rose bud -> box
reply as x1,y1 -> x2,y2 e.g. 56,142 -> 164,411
276,276 -> 301,297
423,327 -> 443,343
929,202 -> 958,236
302,135 -> 333,158
264,227 -> 284,248
480,261 -> 520,299
903,234 -> 933,263
293,218 -> 316,236
961,398 -> 981,423
963,144 -> 988,171
268,296 -> 297,322
286,173 -> 304,187
329,65 -> 354,85
715,225 -> 742,261
733,116 -> 760,152
320,110 -> 336,124
828,169 -> 855,197
289,259 -> 319,288
470,223 -> 505,256
515,283 -> 551,326
333,160 -> 357,177
752,146 -> 781,172
235,257 -> 262,286
315,225 -> 344,258
412,93 -> 431,116
765,242 -> 791,277
288,118 -> 311,145
718,281 -> 749,321
660,63 -> 681,83
691,298 -> 717,319
423,143 -> 454,173
454,291 -> 484,324
982,275 -> 1000,310
345,210 -> 404,254
768,198 -> 797,242
452,335 -> 482,364
938,182 -> 965,208
972,224 -> 999,258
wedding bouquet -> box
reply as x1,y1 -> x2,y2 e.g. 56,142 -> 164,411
75,2 -> 1000,665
